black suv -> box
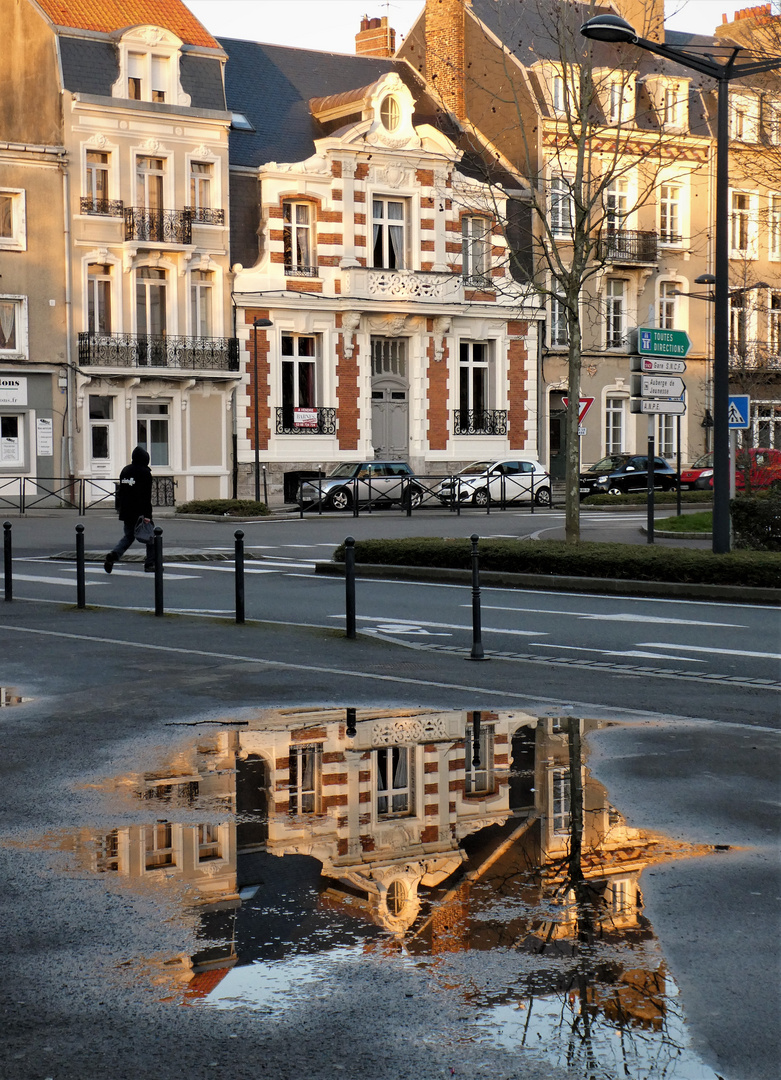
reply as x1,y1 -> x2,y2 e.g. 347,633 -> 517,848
579,454 -> 678,498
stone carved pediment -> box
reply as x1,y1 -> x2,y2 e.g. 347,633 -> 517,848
371,716 -> 450,746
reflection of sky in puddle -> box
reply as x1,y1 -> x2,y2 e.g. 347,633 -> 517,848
35,707 -> 726,1079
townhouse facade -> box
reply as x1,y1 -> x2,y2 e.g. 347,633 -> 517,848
222,40 -> 541,499
1,0 -> 238,505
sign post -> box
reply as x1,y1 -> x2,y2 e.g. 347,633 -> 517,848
562,397 -> 594,476
727,395 -> 751,503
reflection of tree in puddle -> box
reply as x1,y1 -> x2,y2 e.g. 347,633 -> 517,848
50,708 -> 717,1074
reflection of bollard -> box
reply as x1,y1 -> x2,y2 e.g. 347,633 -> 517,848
469,533 -> 485,661
75,524 -> 86,610
234,529 -> 245,624
406,476 -> 412,518
345,536 -> 356,639
352,479 -> 359,518
471,710 -> 482,767
3,520 -> 12,602
153,526 -> 164,617
346,707 -> 357,738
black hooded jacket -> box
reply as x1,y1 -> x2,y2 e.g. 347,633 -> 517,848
116,446 -> 153,522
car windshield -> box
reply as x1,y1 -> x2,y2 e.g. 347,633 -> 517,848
328,464 -> 360,478
587,455 -> 627,473
689,452 -> 713,469
460,461 -> 494,475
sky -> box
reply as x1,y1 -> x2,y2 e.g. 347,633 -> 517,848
186,0 -> 762,53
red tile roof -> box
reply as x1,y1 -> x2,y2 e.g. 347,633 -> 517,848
34,0 -> 220,49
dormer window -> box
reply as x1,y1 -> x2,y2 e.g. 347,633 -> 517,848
551,75 -> 565,114
111,27 -> 190,108
128,53 -> 143,100
380,95 -> 400,132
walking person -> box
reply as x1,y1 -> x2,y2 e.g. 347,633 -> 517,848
104,445 -> 157,573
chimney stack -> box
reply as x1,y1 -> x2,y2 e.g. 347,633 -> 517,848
356,15 -> 396,57
424,0 -> 468,119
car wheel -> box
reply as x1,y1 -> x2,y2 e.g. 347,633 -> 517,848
328,488 -> 352,512
607,486 -> 624,497
534,486 -> 552,507
404,487 -> 423,509
473,488 -> 489,507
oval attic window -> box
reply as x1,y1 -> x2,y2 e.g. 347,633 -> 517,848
380,96 -> 400,132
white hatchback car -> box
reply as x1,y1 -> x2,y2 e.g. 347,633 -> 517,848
437,458 -> 552,507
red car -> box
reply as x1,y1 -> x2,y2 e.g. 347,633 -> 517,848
689,448 -> 781,491
680,451 -> 713,490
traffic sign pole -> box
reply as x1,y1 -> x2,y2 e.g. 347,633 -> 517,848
647,416 -> 655,545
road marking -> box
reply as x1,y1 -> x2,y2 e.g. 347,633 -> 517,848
529,643 -> 707,663
474,605 -> 745,628
640,642 -> 781,661
367,624 -> 451,636
6,574 -> 108,587
328,614 -> 543,637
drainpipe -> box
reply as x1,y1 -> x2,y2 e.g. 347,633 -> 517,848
230,266 -> 242,499
61,158 -> 74,482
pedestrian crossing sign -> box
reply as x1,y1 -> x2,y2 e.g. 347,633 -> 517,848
727,395 -> 750,429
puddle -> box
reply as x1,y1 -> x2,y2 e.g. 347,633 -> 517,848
28,708 -> 723,1077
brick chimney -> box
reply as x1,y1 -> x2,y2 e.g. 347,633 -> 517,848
424,0 -> 468,119
715,4 -> 776,45
356,15 -> 396,57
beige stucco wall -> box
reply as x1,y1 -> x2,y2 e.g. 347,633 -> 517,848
0,0 -> 62,145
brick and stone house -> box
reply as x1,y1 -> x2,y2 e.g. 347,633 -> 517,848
221,38 -> 541,499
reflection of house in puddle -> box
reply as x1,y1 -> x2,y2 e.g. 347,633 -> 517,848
68,708 -> 708,1036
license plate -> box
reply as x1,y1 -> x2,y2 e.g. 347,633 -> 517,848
579,487 -> 590,494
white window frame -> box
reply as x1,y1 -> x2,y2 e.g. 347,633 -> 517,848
549,289 -> 569,348
144,822 -> 175,870
659,184 -> 682,245
86,263 -> 113,335
0,295 -> 28,358
658,280 -> 678,330
751,400 -> 781,448
0,189 -> 26,251
769,292 -> 781,355
280,333 -> 319,420
769,194 -> 781,261
465,721 -> 494,795
371,196 -> 408,270
730,92 -> 759,142
288,743 -> 322,815
136,397 -> 171,467
605,278 -> 627,349
111,29 -> 190,108
551,73 -> 565,113
604,177 -> 629,234
189,269 -> 214,338
375,745 -> 413,818
461,214 -> 492,286
730,190 -> 757,257
551,767 -> 571,834
197,823 -> 222,862
282,200 -> 316,276
655,413 -> 677,459
550,175 -> 574,239
188,159 -> 214,220
605,395 -> 626,455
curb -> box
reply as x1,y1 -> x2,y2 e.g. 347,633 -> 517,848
314,560 -> 780,605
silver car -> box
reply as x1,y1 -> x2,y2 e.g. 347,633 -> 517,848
437,458 -> 552,507
298,461 -> 423,511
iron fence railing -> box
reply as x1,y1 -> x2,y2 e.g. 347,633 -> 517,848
124,207 -> 192,244
284,265 -> 319,278
597,229 -> 658,263
275,407 -> 337,434
185,206 -> 225,226
453,410 -> 508,435
80,197 -> 124,217
78,332 -> 239,371
0,476 -> 176,513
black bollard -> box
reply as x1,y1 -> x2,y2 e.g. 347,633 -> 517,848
345,707 -> 357,738
234,529 -> 245,624
153,526 -> 164,617
469,533 -> 485,661
75,524 -> 86,610
3,520 -> 12,602
344,536 -> 356,639
471,710 -> 482,767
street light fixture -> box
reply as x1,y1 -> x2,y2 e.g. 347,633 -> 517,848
581,14 -> 781,552
252,317 -> 273,503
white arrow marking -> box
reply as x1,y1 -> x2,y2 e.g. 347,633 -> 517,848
640,642 -> 781,660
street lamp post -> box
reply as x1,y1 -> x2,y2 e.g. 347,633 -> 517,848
252,317 -> 273,503
581,14 -> 781,553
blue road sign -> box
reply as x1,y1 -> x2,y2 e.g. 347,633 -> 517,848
727,395 -> 750,429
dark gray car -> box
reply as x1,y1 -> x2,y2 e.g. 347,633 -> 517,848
298,461 -> 422,510
579,454 -> 679,498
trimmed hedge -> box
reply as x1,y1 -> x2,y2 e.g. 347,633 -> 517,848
334,537 -> 780,588
176,499 -> 270,517
731,489 -> 781,551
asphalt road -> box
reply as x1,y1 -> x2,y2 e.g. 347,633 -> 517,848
0,510 -> 778,1080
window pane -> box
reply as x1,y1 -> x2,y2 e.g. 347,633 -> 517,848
0,195 -> 11,237
0,302 -> 17,350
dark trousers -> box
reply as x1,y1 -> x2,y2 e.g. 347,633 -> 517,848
111,519 -> 156,567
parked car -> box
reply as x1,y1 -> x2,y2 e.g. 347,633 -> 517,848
298,461 -> 423,510
437,458 -> 552,507
710,447 -> 781,491
680,451 -> 714,490
579,454 -> 678,498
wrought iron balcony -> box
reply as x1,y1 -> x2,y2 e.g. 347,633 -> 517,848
729,342 -> 781,370
597,229 -> 658,264
124,207 -> 192,244
80,197 -> 124,217
185,206 -> 225,226
284,264 -> 319,278
275,407 -> 336,434
78,332 -> 239,372
454,410 -> 508,435
463,274 -> 494,291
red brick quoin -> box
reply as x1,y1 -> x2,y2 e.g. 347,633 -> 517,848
336,313 -> 360,450
244,308 -> 271,450
507,320 -> 529,451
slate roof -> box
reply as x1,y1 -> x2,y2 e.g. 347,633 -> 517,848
33,0 -> 220,48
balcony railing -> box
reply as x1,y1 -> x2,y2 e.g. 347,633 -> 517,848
185,206 -> 225,226
78,332 -> 239,371
729,342 -> 781,370
80,197 -> 124,217
454,410 -> 508,435
463,275 -> 494,291
284,264 -> 319,278
124,207 -> 192,244
275,407 -> 337,434
597,229 -> 658,264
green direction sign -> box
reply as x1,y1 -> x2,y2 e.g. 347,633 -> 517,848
638,327 -> 691,358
